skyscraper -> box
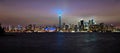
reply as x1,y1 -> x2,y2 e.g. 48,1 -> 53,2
89,19 -> 96,25
84,22 -> 89,31
57,10 -> 62,32
80,20 -> 84,31
78,19 -> 85,31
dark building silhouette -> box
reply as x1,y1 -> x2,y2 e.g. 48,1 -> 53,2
0,24 -> 5,35
65,25 -> 69,30
80,20 -> 84,31
74,25 -> 78,32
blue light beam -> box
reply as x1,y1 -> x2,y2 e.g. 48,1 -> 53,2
57,10 -> 63,16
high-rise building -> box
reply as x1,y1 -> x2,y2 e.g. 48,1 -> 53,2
17,25 -> 22,31
80,20 -> 84,31
78,19 -> 85,31
62,23 -> 66,29
84,22 -> 89,31
74,25 -> 78,32
89,19 -> 96,25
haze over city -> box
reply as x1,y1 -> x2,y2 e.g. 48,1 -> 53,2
0,0 -> 120,26
1,1 -> 120,53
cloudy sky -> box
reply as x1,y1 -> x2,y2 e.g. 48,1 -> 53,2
0,0 -> 120,26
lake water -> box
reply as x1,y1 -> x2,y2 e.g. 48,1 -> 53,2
0,32 -> 120,53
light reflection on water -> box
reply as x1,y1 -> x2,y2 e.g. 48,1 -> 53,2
0,32 -> 120,53
84,33 -> 97,42
57,32 -> 64,46
55,33 -> 98,53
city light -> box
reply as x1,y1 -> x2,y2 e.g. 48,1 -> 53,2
57,9 -> 63,32
57,9 -> 63,16
1,18 -> 120,33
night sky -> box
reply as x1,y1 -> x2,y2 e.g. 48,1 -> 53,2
0,0 -> 120,26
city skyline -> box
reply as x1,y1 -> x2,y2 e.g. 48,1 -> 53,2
3,18 -> 119,33
0,0 -> 120,27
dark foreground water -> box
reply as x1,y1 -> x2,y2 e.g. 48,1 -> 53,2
0,32 -> 120,53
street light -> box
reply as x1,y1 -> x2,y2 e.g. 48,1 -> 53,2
57,10 -> 63,32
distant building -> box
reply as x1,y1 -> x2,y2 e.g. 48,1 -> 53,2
17,25 -> 22,31
8,25 -> 12,31
0,24 -> 5,34
88,19 -> 96,25
26,24 -> 32,31
84,22 -> 89,31
74,25 -> 78,32
78,19 -> 84,31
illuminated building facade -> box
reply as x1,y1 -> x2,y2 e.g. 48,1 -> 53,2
2,18 -> 119,33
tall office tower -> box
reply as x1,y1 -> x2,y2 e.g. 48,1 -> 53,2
78,19 -> 84,25
62,22 -> 66,29
84,22 -> 89,31
78,21 -> 81,32
78,22 -> 81,27
89,19 -> 96,25
80,20 -> 84,31
78,19 -> 84,31
57,10 -> 62,31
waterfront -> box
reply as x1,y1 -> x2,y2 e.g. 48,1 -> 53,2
0,32 -> 120,53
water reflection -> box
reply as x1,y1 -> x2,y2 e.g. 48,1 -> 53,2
0,33 -> 119,53
56,32 -> 64,53
55,33 -> 99,53
57,32 -> 64,46
84,33 -> 97,42
82,33 -> 98,53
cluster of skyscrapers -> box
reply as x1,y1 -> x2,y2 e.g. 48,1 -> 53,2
2,18 -> 120,33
